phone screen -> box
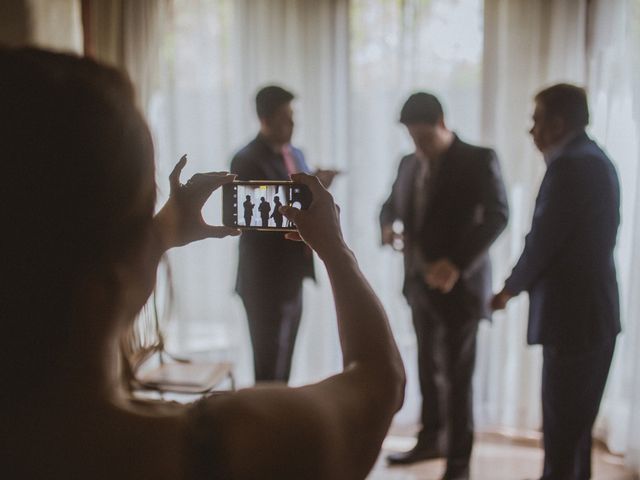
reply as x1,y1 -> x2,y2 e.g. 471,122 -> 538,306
223,181 -> 311,231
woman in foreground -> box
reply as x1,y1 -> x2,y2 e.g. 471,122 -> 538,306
0,47 -> 404,479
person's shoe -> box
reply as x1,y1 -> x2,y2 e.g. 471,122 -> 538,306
441,463 -> 470,480
386,444 -> 444,465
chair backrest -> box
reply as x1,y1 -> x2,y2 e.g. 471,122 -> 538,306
120,290 -> 168,393
121,264 -> 235,396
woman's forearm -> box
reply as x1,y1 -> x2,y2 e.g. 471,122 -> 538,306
320,245 -> 405,404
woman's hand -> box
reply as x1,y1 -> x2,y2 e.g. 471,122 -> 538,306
154,155 -> 240,250
313,168 -> 340,188
280,173 -> 348,261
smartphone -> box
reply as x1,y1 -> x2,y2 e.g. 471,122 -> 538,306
222,180 -> 312,231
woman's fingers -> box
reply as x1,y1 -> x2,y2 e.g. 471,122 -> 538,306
284,231 -> 303,242
170,154 -> 188,194
289,172 -> 327,199
186,172 -> 236,193
280,205 -> 300,222
202,225 -> 241,239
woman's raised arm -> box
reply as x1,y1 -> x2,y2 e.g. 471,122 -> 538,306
190,173 -> 405,480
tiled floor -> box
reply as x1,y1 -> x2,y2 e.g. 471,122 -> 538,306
370,434 -> 636,480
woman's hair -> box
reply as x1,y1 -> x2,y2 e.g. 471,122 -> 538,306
0,48 -> 156,363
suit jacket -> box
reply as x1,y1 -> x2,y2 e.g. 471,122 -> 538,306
505,131 -> 621,349
231,135 -> 315,300
380,135 -> 509,320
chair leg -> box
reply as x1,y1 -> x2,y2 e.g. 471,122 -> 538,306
228,370 -> 236,391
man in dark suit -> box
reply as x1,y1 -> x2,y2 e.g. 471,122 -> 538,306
492,84 -> 620,480
271,195 -> 284,228
258,196 -> 271,227
381,93 -> 509,480
243,195 -> 254,226
231,85 -> 336,383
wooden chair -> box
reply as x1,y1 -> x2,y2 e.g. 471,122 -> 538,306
132,353 -> 235,395
121,291 -> 236,398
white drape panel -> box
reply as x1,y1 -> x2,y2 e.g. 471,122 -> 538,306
145,0 -> 350,386
484,0 -> 640,473
142,0 -> 248,380
70,1 -> 640,470
88,0 -> 166,111
131,0 -> 485,404
587,0 -> 640,471
0,0 -> 82,52
349,0 -> 484,426
28,0 -> 83,52
230,0 -> 350,384
479,0 -> 587,433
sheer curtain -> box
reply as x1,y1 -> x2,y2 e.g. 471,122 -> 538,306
484,0 -> 640,474
101,0 -> 485,401
145,0 -> 252,383
349,0 -> 485,426
0,0 -> 82,52
587,0 -> 640,471
85,0 -> 166,112
73,0 -> 640,471
479,0 -> 588,434
145,0 -> 350,386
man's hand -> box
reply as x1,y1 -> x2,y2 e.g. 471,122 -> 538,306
491,288 -> 513,311
424,258 -> 460,293
381,225 -> 394,245
154,155 -> 240,250
280,173 -> 347,261
313,168 -> 340,189
381,224 -> 404,252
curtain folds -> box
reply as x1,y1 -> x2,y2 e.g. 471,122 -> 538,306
483,0 -> 640,473
141,0 -> 350,385
85,0 -> 166,110
479,0 -> 588,434
349,0 -> 485,425
0,0 -> 82,52
587,0 -> 640,470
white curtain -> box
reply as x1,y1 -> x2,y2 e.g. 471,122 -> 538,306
479,0 -> 588,434
117,0 -> 486,403
349,0 -> 485,426
483,0 -> 640,473
587,0 -> 640,471
86,0 -> 166,112
0,0 -> 82,52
